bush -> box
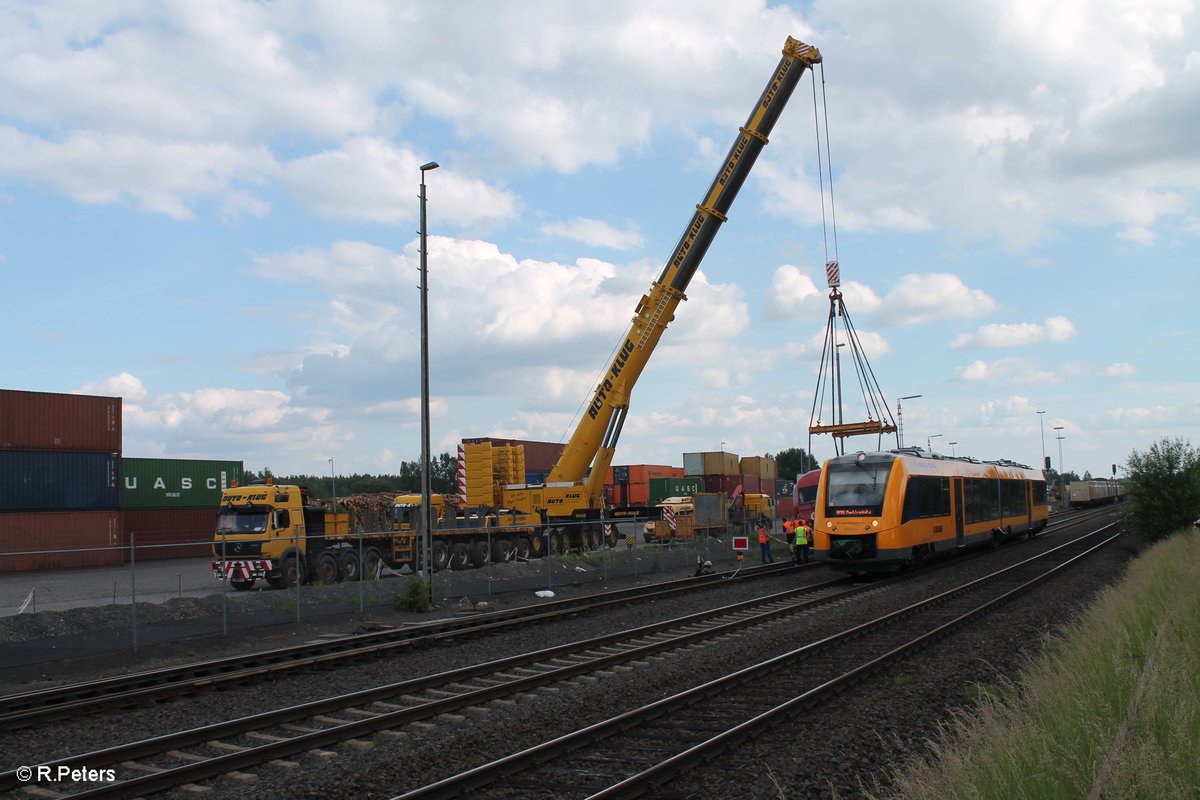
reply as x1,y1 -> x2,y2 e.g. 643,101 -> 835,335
394,576 -> 431,612
1122,436 -> 1200,543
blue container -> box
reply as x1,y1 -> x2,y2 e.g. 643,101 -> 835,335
0,450 -> 119,511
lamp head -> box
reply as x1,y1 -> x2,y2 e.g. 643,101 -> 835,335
420,161 -> 440,171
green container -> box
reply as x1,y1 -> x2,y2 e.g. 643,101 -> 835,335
649,476 -> 704,505
120,457 -> 244,510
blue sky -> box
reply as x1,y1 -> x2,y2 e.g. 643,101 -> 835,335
2,1 -> 1197,482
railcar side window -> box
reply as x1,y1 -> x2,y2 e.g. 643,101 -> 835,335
964,478 -> 1001,524
901,476 -> 950,522
1001,479 -> 1028,517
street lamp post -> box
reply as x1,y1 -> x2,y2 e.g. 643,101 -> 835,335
1037,410 -> 1046,468
419,160 -> 439,595
948,441 -> 957,457
896,395 -> 922,449
927,433 -> 942,453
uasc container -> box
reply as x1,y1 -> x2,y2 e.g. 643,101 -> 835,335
120,457 -> 243,510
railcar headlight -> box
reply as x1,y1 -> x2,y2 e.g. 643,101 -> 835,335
872,520 -> 878,527
826,521 -> 832,528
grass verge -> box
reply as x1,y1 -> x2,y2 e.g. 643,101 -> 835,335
878,528 -> 1200,800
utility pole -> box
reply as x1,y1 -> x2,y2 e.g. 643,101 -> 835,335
419,160 -> 439,598
896,395 -> 921,449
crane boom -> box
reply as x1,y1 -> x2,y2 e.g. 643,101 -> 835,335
547,36 -> 822,495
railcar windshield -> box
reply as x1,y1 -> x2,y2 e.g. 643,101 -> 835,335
824,455 -> 894,517
216,509 -> 268,534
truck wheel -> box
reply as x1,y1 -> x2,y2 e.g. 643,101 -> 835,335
316,553 -> 340,585
514,536 -> 532,560
449,543 -> 471,570
431,540 -> 449,572
529,533 -> 545,558
363,548 -> 384,580
470,541 -> 490,568
548,530 -> 562,554
605,526 -> 618,548
492,538 -> 513,562
231,577 -> 256,591
278,555 -> 301,588
339,550 -> 360,582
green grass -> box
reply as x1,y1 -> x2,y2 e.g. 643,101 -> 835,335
879,528 -> 1200,800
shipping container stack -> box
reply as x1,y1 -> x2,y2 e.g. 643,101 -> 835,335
120,457 -> 244,561
0,389 -> 123,571
603,464 -> 681,507
775,477 -> 796,520
684,451 -> 743,496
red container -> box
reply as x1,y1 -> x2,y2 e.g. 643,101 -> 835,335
0,390 -> 122,454
741,475 -> 763,495
0,510 -> 123,572
122,508 -> 217,561
463,437 -> 565,473
703,474 -> 743,495
776,498 -> 795,519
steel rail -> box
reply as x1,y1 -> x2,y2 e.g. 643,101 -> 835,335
394,524 -> 1120,799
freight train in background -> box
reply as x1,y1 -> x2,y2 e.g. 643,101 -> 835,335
1067,479 -> 1125,508
813,448 -> 1051,574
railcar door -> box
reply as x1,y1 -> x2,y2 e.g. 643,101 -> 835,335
1026,481 -> 1033,529
953,478 -> 965,546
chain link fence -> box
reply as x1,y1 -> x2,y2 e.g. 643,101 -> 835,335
0,517 -> 786,668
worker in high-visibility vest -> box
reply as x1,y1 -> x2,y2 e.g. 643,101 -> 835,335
757,520 -> 774,563
794,518 -> 810,564
783,518 -> 796,558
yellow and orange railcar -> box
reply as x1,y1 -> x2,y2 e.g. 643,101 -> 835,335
813,449 -> 1049,572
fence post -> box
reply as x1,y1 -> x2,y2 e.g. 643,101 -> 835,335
358,529 -> 364,615
294,524 -> 301,624
130,531 -> 138,655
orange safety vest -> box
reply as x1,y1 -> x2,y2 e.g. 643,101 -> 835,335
757,527 -> 769,544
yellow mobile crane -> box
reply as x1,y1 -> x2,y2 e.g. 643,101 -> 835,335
497,36 -> 822,543
214,37 -> 824,587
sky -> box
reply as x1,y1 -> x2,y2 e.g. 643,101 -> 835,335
2,0 -> 1197,483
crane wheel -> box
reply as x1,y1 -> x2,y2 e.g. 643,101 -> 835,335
529,533 -> 545,558
514,536 -> 533,560
492,538 -> 513,562
470,541 -> 490,568
431,540 -> 449,572
449,543 -> 471,570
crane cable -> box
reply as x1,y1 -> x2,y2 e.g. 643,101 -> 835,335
810,62 -> 839,270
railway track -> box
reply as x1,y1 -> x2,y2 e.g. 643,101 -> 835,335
0,561 -> 798,731
395,522 -> 1122,799
0,508 -> 1117,798
0,572 -> 889,797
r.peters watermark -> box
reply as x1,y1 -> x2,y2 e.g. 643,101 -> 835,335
16,765 -> 117,783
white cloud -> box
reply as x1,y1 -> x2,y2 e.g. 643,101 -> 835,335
0,126 -> 276,219
286,138 -> 518,227
541,218 -> 645,250
1106,362 -> 1138,377
877,274 -> 997,326
954,357 -> 1058,385
952,315 -> 1078,348
75,372 -> 148,403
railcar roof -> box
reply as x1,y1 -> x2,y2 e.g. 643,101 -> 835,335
826,449 -> 1044,481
